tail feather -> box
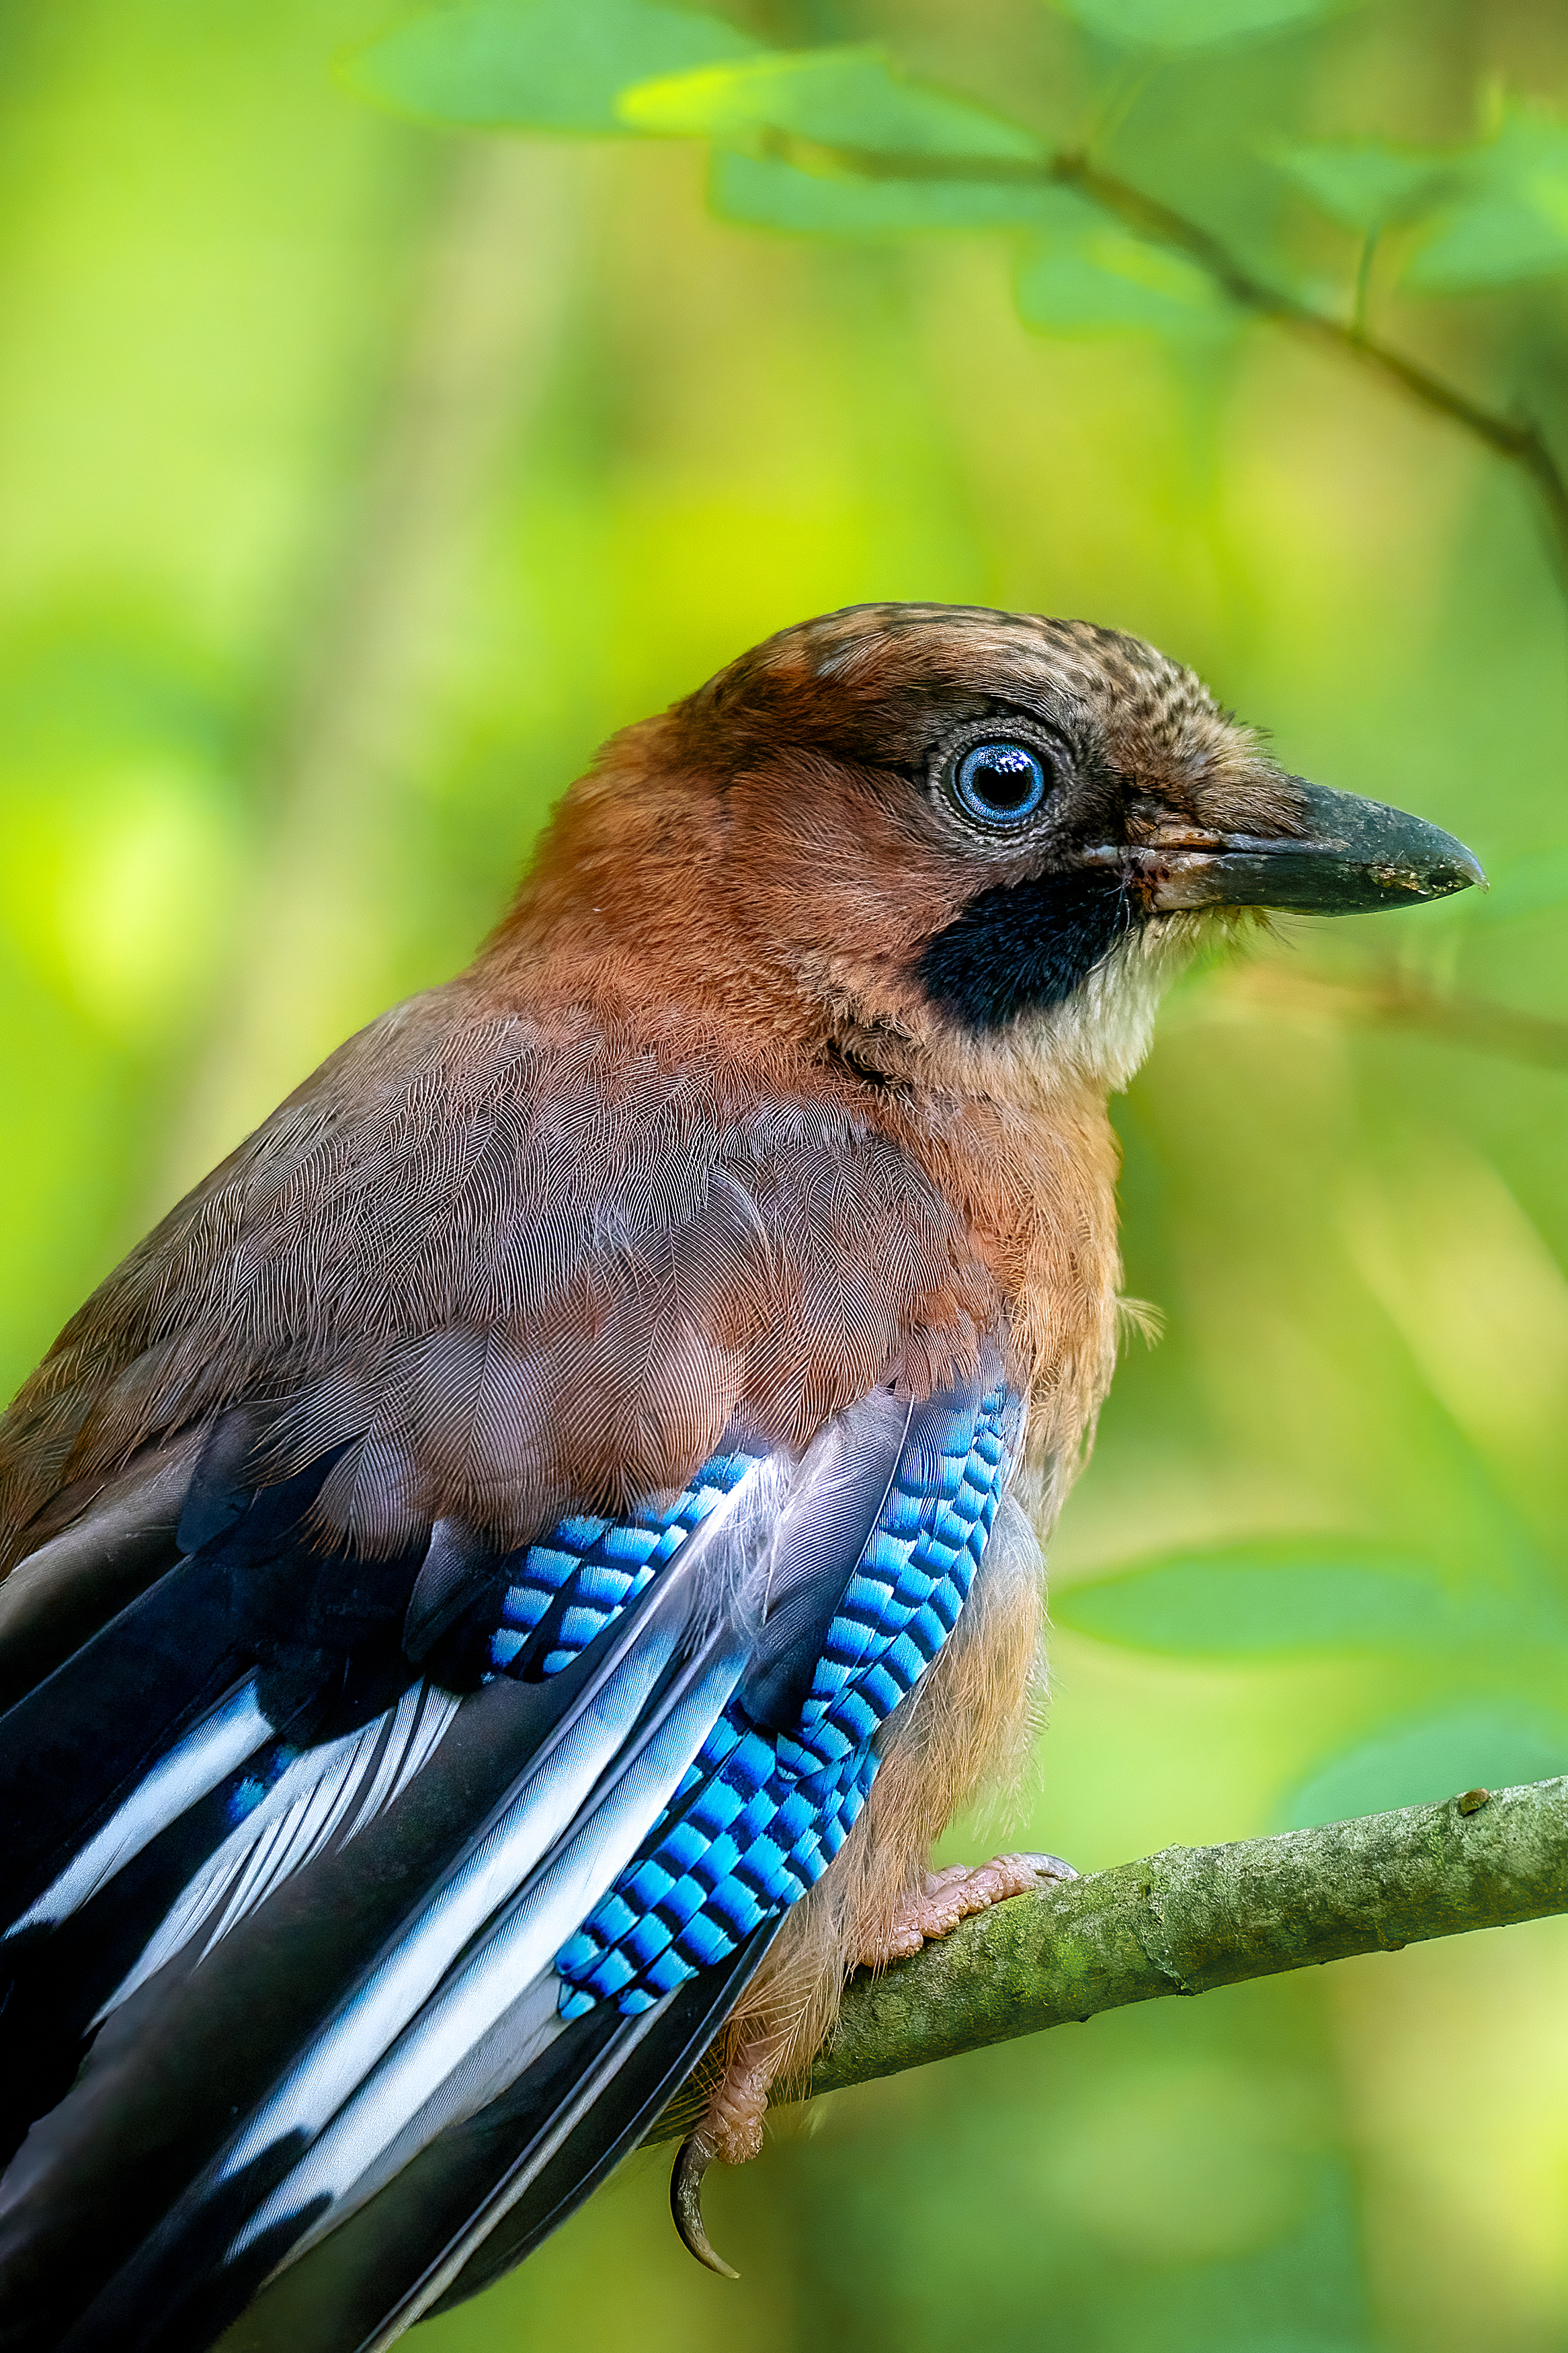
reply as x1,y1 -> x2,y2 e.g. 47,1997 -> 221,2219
96,1681 -> 462,2024
198,1926 -> 778,2353
0,1642 -> 647,2346
0,1439 -> 407,1925
424,1924 -> 779,2319
0,1548 -> 253,1921
9,1675 -> 272,1938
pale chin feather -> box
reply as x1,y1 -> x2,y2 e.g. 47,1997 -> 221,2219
960,910 -> 1221,1100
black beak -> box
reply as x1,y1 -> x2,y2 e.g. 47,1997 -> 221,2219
1146,779 -> 1485,916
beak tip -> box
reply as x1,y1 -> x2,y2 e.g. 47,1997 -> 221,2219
1271,784 -> 1487,916
1430,839 -> 1487,900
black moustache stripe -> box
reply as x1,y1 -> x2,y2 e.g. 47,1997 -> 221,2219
917,867 -> 1141,1031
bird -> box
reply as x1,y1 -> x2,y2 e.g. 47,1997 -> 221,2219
0,602 -> 1481,2353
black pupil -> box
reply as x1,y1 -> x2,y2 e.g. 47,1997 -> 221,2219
971,747 -> 1037,811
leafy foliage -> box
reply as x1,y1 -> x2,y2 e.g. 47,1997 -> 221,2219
1053,1543 -> 1479,1657
1280,1706 -> 1568,1827
709,149 -> 1066,237
1055,1539 -> 1568,1659
350,0 -> 1568,390
5,1 -> 1568,2347
1273,137 -> 1453,235
1057,1538 -> 1568,1822
344,0 -> 758,134
1048,0 -> 1352,52
1282,103 -> 1568,290
1403,104 -> 1568,290
618,48 -> 1041,159
1016,223 -> 1235,335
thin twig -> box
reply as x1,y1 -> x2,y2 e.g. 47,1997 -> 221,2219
1351,226 -> 1380,343
1055,153 -> 1568,571
761,135 -> 1568,581
1216,963 -> 1568,1072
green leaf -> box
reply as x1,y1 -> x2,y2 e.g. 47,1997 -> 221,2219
1406,105 -> 1568,292
620,46 -> 1041,161
345,0 -> 758,136
1280,105 -> 1568,291
1016,223 -> 1233,336
1274,138 -> 1452,235
1276,1704 -> 1568,1829
1053,1543 -> 1469,1657
1049,0 -> 1350,56
710,149 -> 1083,239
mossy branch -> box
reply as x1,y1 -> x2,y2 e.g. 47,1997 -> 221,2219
804,1778 -> 1568,2100
654,1779 -> 1567,2137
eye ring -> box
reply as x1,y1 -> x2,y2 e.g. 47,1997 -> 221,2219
952,740 -> 1050,829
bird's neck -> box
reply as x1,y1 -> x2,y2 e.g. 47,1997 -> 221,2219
477,748 -> 1127,1491
474,923 -> 1125,1512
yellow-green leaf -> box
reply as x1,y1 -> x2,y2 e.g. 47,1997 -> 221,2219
346,0 -> 758,136
1277,1705 -> 1568,1829
1274,138 -> 1452,234
620,46 -> 1041,161
1407,105 -> 1568,291
1053,1544 -> 1476,1657
1281,104 -> 1568,291
1016,223 -> 1233,336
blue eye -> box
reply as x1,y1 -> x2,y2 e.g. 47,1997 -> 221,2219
953,740 -> 1049,827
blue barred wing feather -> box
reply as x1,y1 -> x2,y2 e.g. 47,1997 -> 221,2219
554,1384 -> 1015,2012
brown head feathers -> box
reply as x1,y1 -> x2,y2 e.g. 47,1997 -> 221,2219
485,601 -> 1296,1088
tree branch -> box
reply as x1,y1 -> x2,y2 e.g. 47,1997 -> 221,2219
651,1779 -> 1567,2139
1216,963 -> 1568,1073
807,1778 -> 1567,2101
764,134 -> 1568,583
1054,151 -> 1568,575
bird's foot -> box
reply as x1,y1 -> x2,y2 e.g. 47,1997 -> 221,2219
857,1851 -> 1077,1966
671,2024 -> 790,2278
671,1855 -> 1074,2276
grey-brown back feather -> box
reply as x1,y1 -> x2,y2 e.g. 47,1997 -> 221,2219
1,990 -> 994,1579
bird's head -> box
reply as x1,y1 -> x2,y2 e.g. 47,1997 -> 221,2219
502,604 -> 1483,1097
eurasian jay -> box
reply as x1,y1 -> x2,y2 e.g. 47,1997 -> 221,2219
0,604 -> 1481,2350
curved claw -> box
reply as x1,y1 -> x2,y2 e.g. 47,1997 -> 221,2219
671,2132 -> 739,2279
1031,1852 -> 1078,1882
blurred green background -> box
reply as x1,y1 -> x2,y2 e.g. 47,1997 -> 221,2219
3,0 -> 1567,2346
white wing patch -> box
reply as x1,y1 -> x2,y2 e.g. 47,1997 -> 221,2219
229,1642 -> 745,2266
98,1680 -> 462,2022
6,1678 -> 270,1940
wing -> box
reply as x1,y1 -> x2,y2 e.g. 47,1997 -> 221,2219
0,1000 -> 1012,2353
0,1372 -> 1020,2353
